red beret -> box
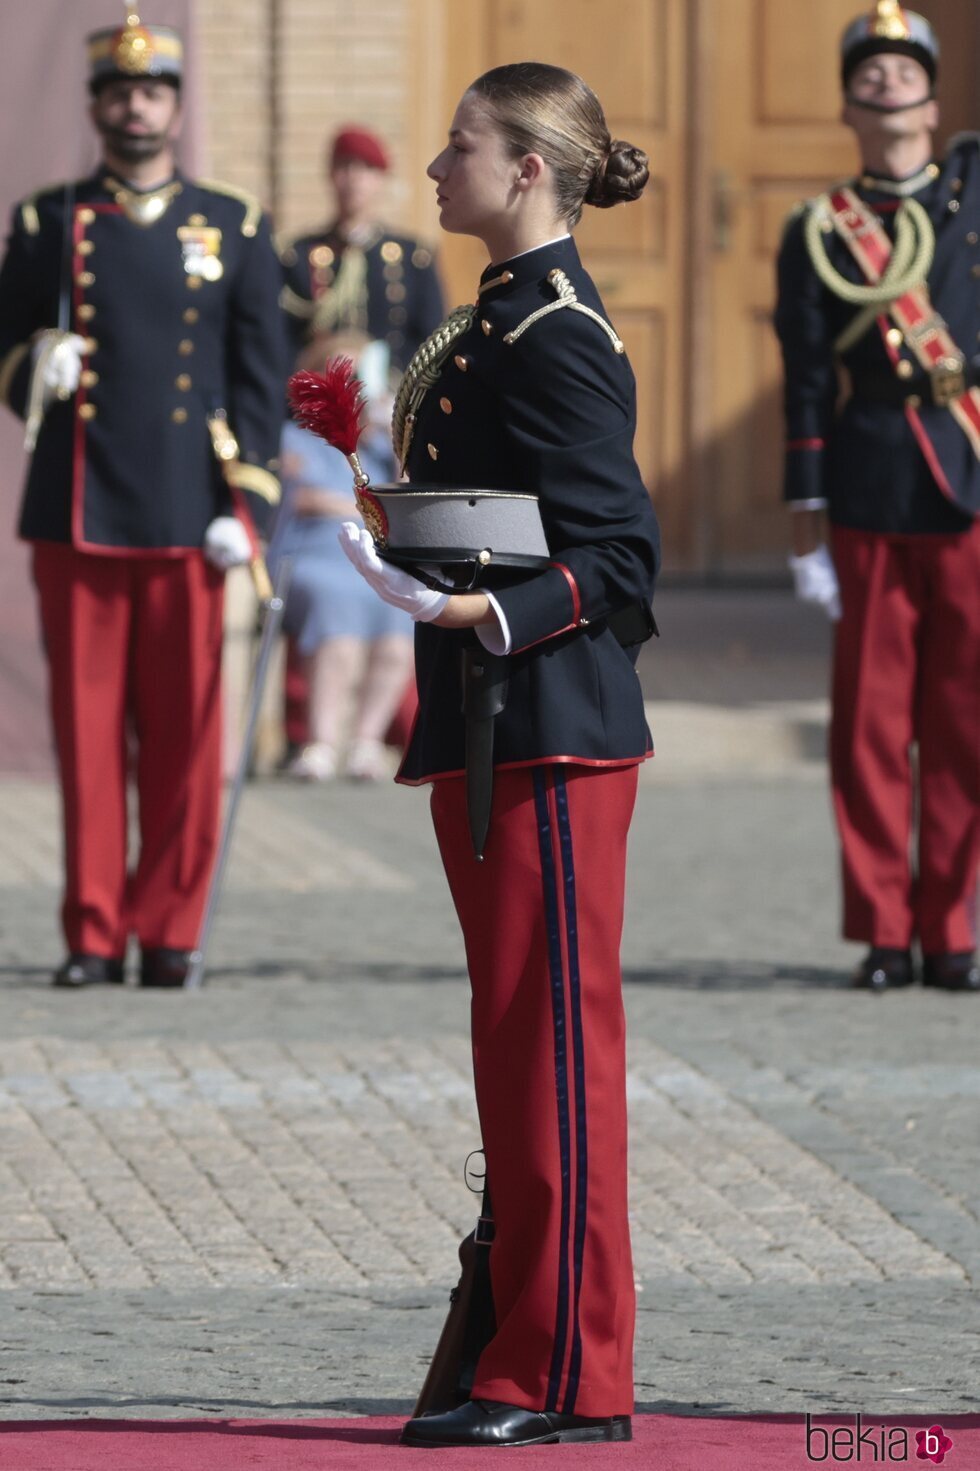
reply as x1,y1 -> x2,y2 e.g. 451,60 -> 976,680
330,127 -> 390,172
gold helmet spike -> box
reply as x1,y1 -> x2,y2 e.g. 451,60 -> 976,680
870,1 -> 912,42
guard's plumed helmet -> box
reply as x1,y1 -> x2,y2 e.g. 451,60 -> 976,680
87,8 -> 183,93
840,1 -> 939,87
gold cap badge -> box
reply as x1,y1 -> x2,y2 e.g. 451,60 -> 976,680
113,11 -> 155,74
88,6 -> 183,88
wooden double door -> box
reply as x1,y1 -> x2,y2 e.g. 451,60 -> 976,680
430,0 -> 977,574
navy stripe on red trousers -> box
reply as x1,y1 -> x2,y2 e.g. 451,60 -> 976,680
430,762 -> 638,1417
32,543 -> 224,958
830,523 -> 980,952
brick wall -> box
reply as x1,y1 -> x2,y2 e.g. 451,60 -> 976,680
195,0 -> 438,243
196,0 -> 273,203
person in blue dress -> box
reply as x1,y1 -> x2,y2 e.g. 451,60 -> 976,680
271,334 -> 413,780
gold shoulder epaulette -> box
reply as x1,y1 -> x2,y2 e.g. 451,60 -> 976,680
502,269 -> 623,353
20,195 -> 42,237
18,182 -> 70,237
196,178 -> 262,237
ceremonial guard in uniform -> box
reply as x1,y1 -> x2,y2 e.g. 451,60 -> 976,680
776,2 -> 980,993
334,63 -> 659,1447
0,12 -> 285,987
278,126 -> 445,374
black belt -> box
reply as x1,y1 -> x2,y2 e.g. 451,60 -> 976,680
852,362 -> 980,408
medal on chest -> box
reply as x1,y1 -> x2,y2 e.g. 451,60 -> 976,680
177,225 -> 224,281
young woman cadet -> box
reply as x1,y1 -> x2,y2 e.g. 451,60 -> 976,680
339,62 -> 661,1448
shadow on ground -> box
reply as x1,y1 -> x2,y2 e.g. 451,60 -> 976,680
0,960 -> 849,990
0,958 -> 851,990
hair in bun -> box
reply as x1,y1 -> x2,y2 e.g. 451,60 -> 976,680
468,62 -> 649,226
585,141 -> 650,209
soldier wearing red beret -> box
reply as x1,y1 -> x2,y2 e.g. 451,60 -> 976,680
278,124 -> 446,374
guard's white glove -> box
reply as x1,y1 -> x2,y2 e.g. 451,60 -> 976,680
338,522 -> 449,621
788,543 -> 841,622
33,331 -> 88,405
203,516 -> 253,570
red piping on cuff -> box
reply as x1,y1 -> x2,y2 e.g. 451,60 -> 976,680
510,620 -> 578,656
786,438 -> 825,451
549,559 -> 581,623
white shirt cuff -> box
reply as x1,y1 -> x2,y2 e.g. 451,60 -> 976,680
789,499 -> 828,511
476,592 -> 512,654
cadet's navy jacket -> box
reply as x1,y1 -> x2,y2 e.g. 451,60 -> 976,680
0,170 -> 286,552
396,235 -> 661,785
280,224 -> 445,373
775,134 -> 980,535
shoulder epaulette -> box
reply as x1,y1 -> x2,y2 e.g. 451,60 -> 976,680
502,269 -> 623,354
17,181 -> 72,237
19,195 -> 42,237
195,178 -> 262,237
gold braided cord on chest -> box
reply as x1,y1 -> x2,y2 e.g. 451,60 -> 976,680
391,303 -> 476,471
803,194 -> 934,306
803,191 -> 936,353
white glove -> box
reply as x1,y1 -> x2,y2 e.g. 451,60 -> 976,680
33,331 -> 88,404
203,516 -> 253,570
788,544 -> 841,622
338,522 -> 449,621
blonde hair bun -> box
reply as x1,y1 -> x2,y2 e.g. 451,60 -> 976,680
585,141 -> 649,209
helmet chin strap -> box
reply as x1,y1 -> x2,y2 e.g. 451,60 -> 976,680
846,92 -> 934,114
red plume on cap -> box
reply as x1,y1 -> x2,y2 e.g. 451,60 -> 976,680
288,356 -> 366,458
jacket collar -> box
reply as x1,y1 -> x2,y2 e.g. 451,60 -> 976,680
478,234 -> 581,297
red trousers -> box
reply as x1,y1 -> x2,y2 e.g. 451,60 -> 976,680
830,523 -> 980,952
431,763 -> 638,1417
32,544 -> 224,957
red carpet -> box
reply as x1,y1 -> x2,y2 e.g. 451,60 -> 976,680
0,1414 -> 974,1469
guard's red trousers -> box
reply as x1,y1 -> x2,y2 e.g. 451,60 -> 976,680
830,523 -> 980,952
32,544 -> 224,958
431,762 -> 638,1418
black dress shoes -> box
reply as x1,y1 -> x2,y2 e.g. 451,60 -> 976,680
52,954 -> 124,988
922,952 -> 980,992
400,1398 -> 632,1448
851,947 -> 914,991
140,947 -> 194,988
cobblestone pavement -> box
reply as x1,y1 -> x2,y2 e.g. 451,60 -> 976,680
1,764 -> 978,1421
